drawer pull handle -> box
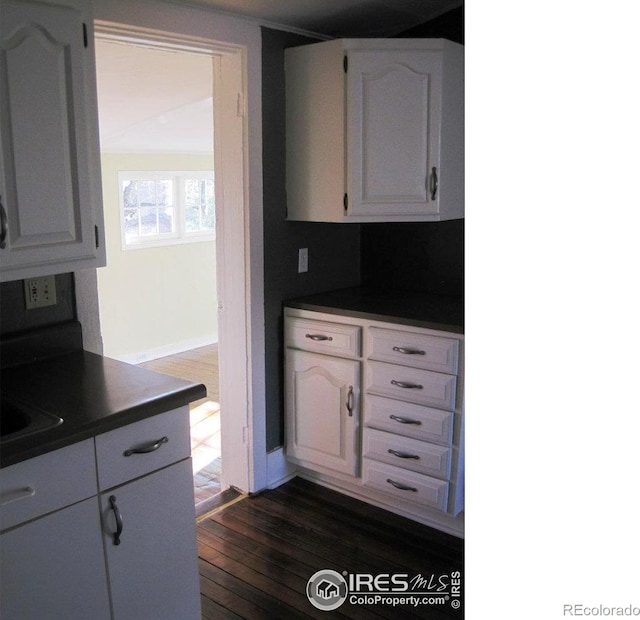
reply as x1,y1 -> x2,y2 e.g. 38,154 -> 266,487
388,449 -> 420,460
392,346 -> 425,355
386,478 -> 418,492
389,414 -> 422,426
109,495 -> 123,546
123,436 -> 169,457
346,385 -> 354,417
0,486 -> 35,507
391,380 -> 423,390
305,334 -> 333,342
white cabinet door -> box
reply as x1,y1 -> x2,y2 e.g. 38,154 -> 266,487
100,458 -> 201,620
285,39 -> 463,223
0,0 -> 105,281
0,498 -> 111,620
347,49 -> 441,218
285,349 -> 360,475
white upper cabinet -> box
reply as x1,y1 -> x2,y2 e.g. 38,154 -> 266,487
285,38 -> 464,223
0,0 -> 105,281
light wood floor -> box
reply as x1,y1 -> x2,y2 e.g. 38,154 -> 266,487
140,345 -> 222,509
140,344 -> 220,405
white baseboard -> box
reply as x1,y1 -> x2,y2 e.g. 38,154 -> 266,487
266,448 -> 297,489
115,337 -> 218,365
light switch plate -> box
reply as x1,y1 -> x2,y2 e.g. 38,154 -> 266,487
24,276 -> 57,309
298,248 -> 308,273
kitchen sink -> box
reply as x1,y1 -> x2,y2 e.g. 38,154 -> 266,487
0,399 -> 63,444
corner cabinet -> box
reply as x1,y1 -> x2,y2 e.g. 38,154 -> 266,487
0,0 -> 106,282
284,307 -> 464,537
285,38 -> 464,223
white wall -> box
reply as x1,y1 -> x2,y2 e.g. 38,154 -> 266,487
97,152 -> 218,362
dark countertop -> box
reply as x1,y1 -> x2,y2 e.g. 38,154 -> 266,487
284,287 -> 464,334
1,324 -> 206,468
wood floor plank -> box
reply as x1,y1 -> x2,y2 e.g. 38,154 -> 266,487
199,543 -> 341,620
198,478 -> 463,620
241,492 -> 456,574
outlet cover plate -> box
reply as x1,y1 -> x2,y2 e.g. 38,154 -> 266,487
24,276 -> 57,309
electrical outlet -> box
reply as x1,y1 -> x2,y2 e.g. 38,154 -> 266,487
24,276 -> 57,309
298,248 -> 308,273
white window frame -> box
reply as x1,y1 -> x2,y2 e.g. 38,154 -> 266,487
118,170 -> 215,250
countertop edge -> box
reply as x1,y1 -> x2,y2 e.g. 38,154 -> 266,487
285,299 -> 464,335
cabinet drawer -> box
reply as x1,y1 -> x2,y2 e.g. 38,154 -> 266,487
95,407 -> 191,491
362,428 -> 451,479
286,317 -> 361,358
369,327 -> 459,374
365,394 -> 454,444
362,459 -> 449,512
0,439 -> 97,531
367,361 -> 457,410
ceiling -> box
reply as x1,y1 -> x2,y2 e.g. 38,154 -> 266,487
175,0 -> 463,38
96,0 -> 462,153
96,40 -> 214,153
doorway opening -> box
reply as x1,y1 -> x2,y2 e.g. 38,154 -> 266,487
94,36 -> 224,515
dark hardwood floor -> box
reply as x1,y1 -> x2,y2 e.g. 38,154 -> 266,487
197,477 -> 464,619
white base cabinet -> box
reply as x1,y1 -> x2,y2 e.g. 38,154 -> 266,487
0,407 -> 201,619
284,307 -> 464,536
285,348 -> 360,476
101,459 -> 201,620
0,497 -> 111,620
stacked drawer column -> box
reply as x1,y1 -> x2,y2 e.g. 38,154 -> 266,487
362,328 -> 463,515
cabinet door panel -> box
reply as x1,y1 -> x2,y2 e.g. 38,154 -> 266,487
100,458 -> 201,620
347,50 -> 442,217
0,0 -> 102,278
0,498 -> 111,620
285,349 -> 359,475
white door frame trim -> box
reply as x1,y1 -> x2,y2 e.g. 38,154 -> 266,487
77,7 -> 266,493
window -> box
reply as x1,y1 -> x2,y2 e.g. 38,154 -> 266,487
119,171 -> 215,248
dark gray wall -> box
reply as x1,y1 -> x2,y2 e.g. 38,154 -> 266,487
262,28 -> 362,451
0,274 -> 76,337
361,220 -> 464,296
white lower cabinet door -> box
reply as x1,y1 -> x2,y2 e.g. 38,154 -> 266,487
0,497 -> 111,620
286,349 -> 360,475
100,458 -> 201,620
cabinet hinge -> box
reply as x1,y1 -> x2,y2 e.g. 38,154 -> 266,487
83,23 -> 88,48
94,225 -> 99,249
343,193 -> 348,212
343,55 -> 348,73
